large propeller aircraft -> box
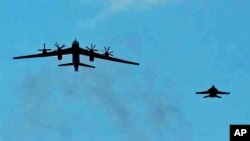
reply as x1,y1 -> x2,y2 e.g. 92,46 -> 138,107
13,39 -> 140,71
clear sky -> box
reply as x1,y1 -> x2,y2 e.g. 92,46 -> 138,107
1,0 -> 250,140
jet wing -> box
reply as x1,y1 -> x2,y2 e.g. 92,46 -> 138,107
217,91 -> 230,94
13,48 -> 73,59
196,91 -> 209,94
79,48 -> 139,65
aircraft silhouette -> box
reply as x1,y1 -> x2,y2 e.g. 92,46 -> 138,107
196,85 -> 230,98
13,39 -> 139,71
38,43 -> 52,54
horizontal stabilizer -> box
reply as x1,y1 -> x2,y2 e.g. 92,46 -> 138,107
58,63 -> 74,66
79,63 -> 95,68
58,63 -> 95,68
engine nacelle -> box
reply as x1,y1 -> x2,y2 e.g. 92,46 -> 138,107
89,55 -> 94,62
58,54 -> 62,60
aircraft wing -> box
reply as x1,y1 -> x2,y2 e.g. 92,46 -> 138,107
196,91 -> 209,94
79,48 -> 140,65
13,48 -> 73,59
217,91 -> 230,94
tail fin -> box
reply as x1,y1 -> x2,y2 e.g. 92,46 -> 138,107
203,95 -> 211,98
58,63 -> 95,68
215,95 -> 222,98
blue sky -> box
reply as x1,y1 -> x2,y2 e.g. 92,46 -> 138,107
1,0 -> 250,140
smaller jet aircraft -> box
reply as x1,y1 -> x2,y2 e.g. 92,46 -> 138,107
196,85 -> 230,98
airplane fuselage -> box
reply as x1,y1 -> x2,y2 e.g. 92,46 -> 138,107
208,93 -> 218,97
72,41 -> 80,71
207,88 -> 219,97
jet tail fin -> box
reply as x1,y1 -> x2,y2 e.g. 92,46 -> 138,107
203,95 -> 211,98
58,63 -> 95,68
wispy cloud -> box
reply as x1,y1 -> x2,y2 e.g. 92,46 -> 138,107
78,0 -> 168,27
108,0 -> 166,11
6,64 -> 189,140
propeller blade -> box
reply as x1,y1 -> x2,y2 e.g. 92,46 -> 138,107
55,43 -> 59,47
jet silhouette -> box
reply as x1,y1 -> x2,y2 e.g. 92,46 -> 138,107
196,85 -> 230,98
13,39 -> 139,71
